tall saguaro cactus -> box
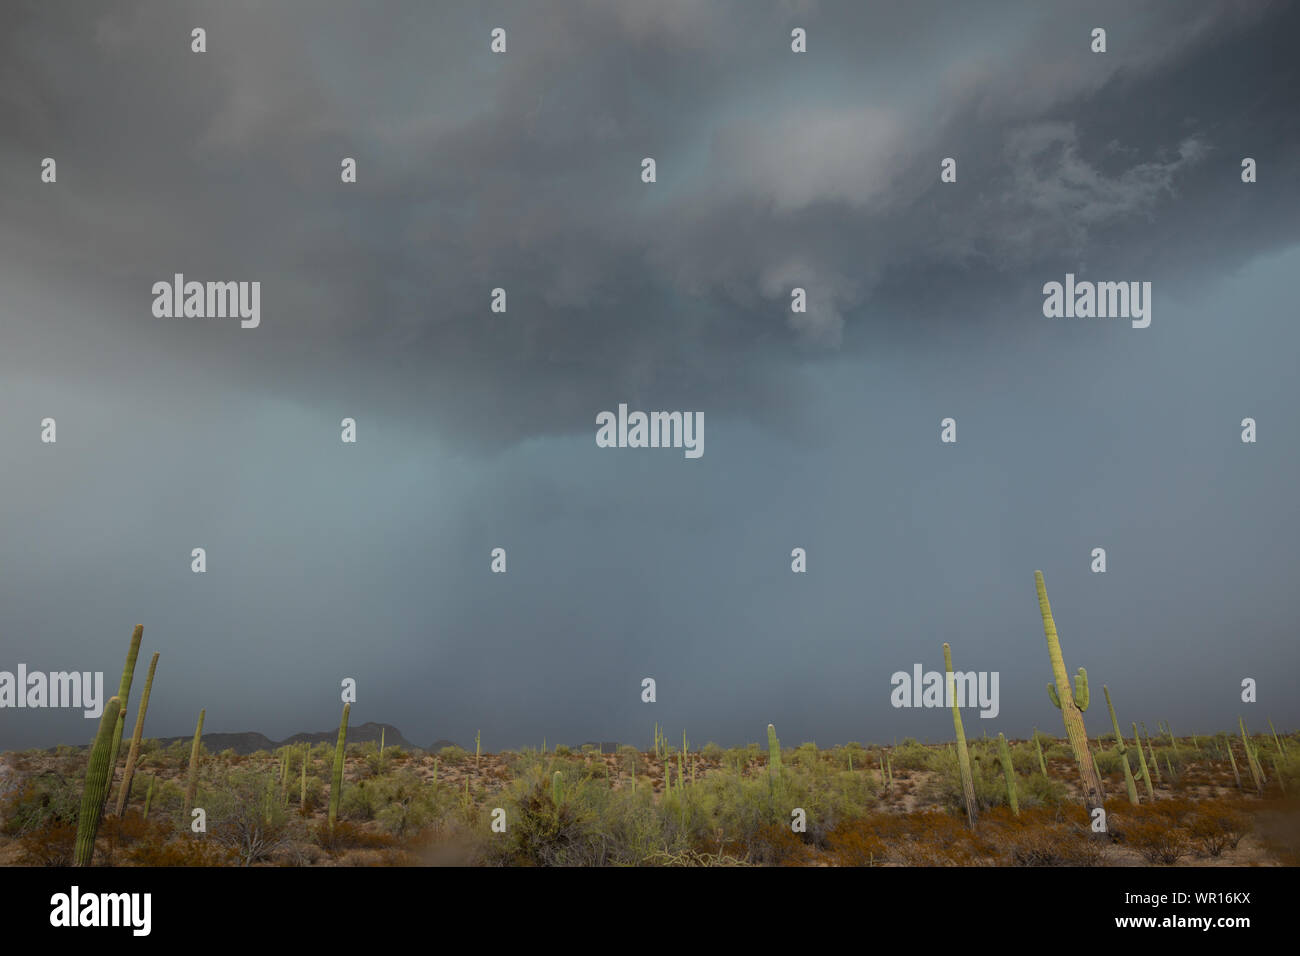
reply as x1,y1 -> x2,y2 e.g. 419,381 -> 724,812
1034,571 -> 1105,816
1102,686 -> 1140,805
182,708 -> 205,819
74,696 -> 122,866
115,651 -> 159,816
943,642 -> 978,829
329,702 -> 351,831
1132,722 -> 1154,797
105,626 -> 144,785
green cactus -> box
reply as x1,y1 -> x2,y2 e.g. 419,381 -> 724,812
329,702 -> 350,830
1048,667 -> 1090,713
1035,572 -> 1105,816
1223,732 -> 1242,790
1033,728 -> 1047,776
474,729 -> 480,772
182,708 -> 205,819
1141,723 -> 1162,783
300,743 -> 309,807
104,626 -> 144,790
1271,754 -> 1286,794
142,775 -> 154,822
943,642 -> 978,829
1102,686 -> 1140,805
1239,717 -> 1265,794
767,723 -> 781,775
678,748 -> 685,791
552,770 -> 563,805
1268,719 -> 1286,756
74,695 -> 123,866
1163,721 -> 1179,754
996,733 -> 1019,815
114,650 -> 159,816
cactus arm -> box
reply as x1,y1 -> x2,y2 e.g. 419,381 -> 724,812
1073,668 -> 1089,712
1047,683 -> 1061,709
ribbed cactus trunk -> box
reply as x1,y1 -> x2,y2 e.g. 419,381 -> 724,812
74,696 -> 123,866
1034,571 -> 1105,817
115,651 -> 159,816
943,642 -> 978,829
1268,719 -> 1287,756
182,708 -> 205,819
1103,686 -> 1140,806
104,626 -> 144,793
996,733 -> 1019,816
766,723 -> 781,774
1033,728 -> 1048,776
552,770 -> 563,805
1223,733 -> 1242,790
329,703 -> 350,831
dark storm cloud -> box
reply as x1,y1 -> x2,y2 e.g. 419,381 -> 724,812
2,0 -> 1295,449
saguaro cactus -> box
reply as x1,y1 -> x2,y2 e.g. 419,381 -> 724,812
115,650 -> 159,816
1103,686 -> 1140,805
1131,722 -> 1154,798
552,770 -> 564,805
1033,728 -> 1048,777
1223,732 -> 1242,790
105,626 -> 144,785
300,743 -> 308,807
1141,723 -> 1162,784
182,708 -> 205,819
996,733 -> 1019,816
142,775 -> 155,822
943,642 -> 978,829
1034,571 -> 1105,816
767,723 -> 781,775
329,702 -> 351,831
74,696 -> 122,866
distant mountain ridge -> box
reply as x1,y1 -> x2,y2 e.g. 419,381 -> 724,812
152,722 -> 417,755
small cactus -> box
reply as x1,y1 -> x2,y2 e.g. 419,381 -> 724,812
767,723 -> 781,775
74,695 -> 122,866
1033,728 -> 1047,776
552,770 -> 563,805
182,708 -> 205,819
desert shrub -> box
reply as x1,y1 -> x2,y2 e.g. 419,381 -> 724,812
1188,804 -> 1251,856
1126,819 -> 1190,864
314,819 -> 398,852
889,739 -> 931,771
1018,771 -> 1070,807
1093,749 -> 1124,776
1,775 -> 81,836
701,742 -> 724,762
201,767 -> 307,865
828,818 -> 887,866
438,745 -> 469,765
1007,823 -> 1108,866
554,745 -> 573,757
17,819 -> 79,866
125,835 -> 239,866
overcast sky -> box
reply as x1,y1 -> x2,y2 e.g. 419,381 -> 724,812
2,0 -> 1298,751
